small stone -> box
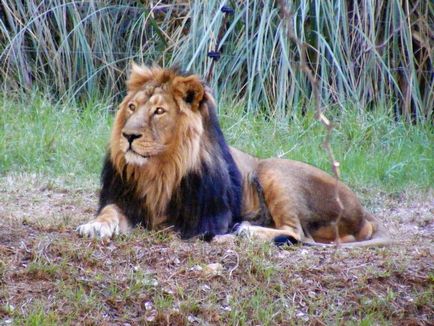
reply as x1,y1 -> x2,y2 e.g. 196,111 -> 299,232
221,305 -> 231,311
201,284 -> 211,292
143,278 -> 158,287
190,265 -> 203,272
144,301 -> 153,310
146,313 -> 156,322
203,263 -> 223,277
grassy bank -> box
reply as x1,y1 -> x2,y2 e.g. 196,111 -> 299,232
1,95 -> 432,192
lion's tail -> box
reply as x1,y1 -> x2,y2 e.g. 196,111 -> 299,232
337,231 -> 392,248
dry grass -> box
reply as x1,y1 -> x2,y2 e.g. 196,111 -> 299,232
0,173 -> 433,325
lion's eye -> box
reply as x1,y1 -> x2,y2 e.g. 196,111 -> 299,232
154,107 -> 165,115
128,103 -> 136,112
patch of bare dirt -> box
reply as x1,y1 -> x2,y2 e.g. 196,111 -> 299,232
0,173 -> 97,227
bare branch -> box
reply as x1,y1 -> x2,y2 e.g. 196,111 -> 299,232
277,0 -> 344,247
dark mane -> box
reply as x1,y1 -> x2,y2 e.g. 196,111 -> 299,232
167,98 -> 243,238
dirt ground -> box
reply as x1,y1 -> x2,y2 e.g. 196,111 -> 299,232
0,173 -> 433,325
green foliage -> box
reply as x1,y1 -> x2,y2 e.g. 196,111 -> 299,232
0,95 -> 432,191
0,1 -> 432,121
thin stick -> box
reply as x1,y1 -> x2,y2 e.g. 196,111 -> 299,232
206,5 -> 233,83
277,0 -> 344,247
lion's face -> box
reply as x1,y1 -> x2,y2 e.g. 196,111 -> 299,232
111,65 -> 205,169
119,85 -> 179,166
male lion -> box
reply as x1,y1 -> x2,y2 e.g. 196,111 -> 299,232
77,64 -> 389,247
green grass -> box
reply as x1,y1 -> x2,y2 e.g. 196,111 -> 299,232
220,107 -> 433,191
1,95 -> 432,191
13,304 -> 60,326
0,94 -> 112,179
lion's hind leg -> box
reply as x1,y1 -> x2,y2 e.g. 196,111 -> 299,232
354,216 -> 375,241
237,165 -> 307,245
309,214 -> 376,244
77,204 -> 131,239
309,225 -> 356,244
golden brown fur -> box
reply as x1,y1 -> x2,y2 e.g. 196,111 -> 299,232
230,148 -> 389,247
77,63 -> 388,247
110,65 -> 206,224
77,64 -> 242,239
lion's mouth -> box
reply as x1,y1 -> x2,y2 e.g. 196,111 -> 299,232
124,149 -> 150,166
122,143 -> 167,165
130,149 -> 150,158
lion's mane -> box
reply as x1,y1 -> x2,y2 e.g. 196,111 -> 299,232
97,66 -> 243,238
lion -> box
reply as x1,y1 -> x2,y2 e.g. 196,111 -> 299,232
77,64 -> 389,247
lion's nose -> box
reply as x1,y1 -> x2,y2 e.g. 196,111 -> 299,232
122,132 -> 142,145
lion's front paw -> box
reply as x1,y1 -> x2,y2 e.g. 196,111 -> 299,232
76,220 -> 119,239
232,221 -> 253,238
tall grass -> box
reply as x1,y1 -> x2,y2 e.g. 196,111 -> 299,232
0,1 -> 432,122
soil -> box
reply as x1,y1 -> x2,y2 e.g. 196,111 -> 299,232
0,173 -> 432,325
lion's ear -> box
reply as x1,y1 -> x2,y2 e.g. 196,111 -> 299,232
127,62 -> 154,92
172,75 -> 204,111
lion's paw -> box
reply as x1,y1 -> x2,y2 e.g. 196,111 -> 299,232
232,221 -> 253,238
76,220 -> 119,239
